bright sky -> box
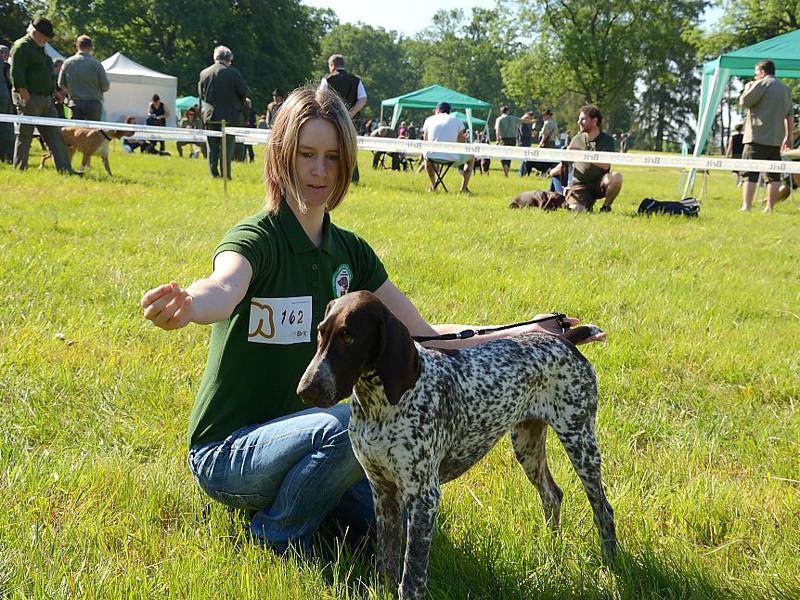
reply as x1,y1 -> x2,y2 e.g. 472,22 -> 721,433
303,0 -> 723,37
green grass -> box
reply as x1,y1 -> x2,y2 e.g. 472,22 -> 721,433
1,144 -> 799,599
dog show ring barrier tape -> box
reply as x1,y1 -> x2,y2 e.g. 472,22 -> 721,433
2,113 -> 799,176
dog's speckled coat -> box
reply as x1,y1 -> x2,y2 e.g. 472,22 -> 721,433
298,291 -> 616,600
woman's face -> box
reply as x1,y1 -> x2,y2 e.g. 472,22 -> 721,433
295,118 -> 340,208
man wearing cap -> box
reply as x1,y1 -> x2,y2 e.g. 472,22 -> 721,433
266,89 -> 285,128
9,17 -> 73,173
534,108 -> 560,175
421,101 -> 475,193
58,35 -> 110,122
0,44 -> 15,162
198,45 -> 250,179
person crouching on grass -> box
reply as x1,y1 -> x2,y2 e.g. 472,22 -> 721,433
140,85 -> 606,555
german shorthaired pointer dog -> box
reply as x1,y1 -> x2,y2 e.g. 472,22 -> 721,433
297,291 -> 616,600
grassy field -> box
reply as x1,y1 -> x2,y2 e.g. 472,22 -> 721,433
1,144 -> 799,599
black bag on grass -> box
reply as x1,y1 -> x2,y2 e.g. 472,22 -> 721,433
638,197 -> 700,217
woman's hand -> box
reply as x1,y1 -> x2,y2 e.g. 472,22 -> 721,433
530,313 -> 607,344
141,281 -> 194,330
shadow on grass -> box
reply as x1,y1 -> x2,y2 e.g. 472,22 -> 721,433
313,528 -> 799,600
218,506 -> 798,600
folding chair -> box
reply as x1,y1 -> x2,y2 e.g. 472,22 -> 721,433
428,158 -> 454,192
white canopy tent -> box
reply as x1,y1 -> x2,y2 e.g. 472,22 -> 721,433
100,52 -> 177,126
45,43 -> 65,63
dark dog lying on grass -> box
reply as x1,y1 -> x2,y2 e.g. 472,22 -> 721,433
509,190 -> 566,210
297,291 -> 616,600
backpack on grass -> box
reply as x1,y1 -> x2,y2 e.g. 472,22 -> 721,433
637,197 -> 700,217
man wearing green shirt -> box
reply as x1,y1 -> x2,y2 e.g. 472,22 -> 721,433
9,17 -> 73,173
555,105 -> 623,212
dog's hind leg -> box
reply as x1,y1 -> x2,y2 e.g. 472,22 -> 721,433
81,151 -> 92,173
552,416 -> 617,562
511,418 -> 563,531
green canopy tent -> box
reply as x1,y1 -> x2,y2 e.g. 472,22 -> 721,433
685,29 -> 800,195
452,111 -> 487,127
176,95 -> 199,113
380,84 -> 492,134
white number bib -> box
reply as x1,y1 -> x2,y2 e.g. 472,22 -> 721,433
247,296 -> 312,345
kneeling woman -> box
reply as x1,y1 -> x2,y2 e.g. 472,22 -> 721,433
141,86 -> 604,553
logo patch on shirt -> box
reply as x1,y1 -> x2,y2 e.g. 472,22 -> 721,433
332,264 -> 353,298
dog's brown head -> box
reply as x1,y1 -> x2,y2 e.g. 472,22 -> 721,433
297,291 -> 420,408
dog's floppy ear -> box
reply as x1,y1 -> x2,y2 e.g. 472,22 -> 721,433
374,309 -> 420,405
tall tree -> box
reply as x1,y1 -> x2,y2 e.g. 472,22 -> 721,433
317,23 -> 416,119
632,1 -> 708,150
48,0 -> 329,107
503,0 -> 708,143
717,0 -> 800,46
0,0 -> 32,46
406,8 -> 521,111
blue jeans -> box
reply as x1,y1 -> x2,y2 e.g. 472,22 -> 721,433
188,403 -> 374,552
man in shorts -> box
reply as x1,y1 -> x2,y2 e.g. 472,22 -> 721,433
738,59 -> 794,212
556,105 -> 622,212
422,101 -> 475,193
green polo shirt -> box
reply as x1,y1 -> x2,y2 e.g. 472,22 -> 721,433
188,202 -> 388,447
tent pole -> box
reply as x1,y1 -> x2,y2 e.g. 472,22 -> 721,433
684,65 -> 722,199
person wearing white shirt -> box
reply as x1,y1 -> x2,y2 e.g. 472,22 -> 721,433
421,101 -> 475,194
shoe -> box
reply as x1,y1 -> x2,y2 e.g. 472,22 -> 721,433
599,205 -> 612,213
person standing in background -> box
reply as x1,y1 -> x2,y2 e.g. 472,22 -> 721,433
59,35 -> 109,122
319,54 -> 367,184
9,17 -> 74,174
198,45 -> 250,179
738,60 -> 794,212
0,44 -> 15,162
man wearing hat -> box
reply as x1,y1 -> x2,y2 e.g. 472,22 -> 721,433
534,108 -> 560,175
266,89 -> 285,128
9,17 -> 74,173
0,44 -> 15,162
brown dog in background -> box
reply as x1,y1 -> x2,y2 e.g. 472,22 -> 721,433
39,127 -> 134,176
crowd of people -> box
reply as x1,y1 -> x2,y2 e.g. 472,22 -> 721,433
1,15 -> 795,207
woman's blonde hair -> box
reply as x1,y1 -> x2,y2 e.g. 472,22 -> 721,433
264,86 -> 357,214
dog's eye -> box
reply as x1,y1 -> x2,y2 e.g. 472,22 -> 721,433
342,333 -> 354,345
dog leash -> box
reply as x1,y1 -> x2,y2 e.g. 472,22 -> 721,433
413,313 -> 569,343
100,130 -> 112,141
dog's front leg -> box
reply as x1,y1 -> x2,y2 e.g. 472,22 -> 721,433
399,485 -> 441,600
372,482 -> 403,589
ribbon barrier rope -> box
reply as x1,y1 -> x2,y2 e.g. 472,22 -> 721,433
1,113 -> 799,175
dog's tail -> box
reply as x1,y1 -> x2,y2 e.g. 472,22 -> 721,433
561,324 -> 603,345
